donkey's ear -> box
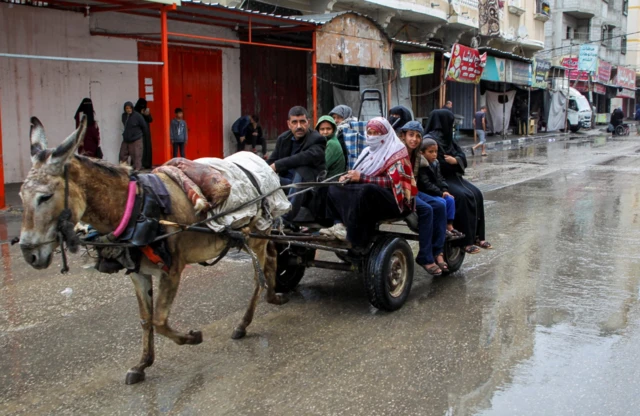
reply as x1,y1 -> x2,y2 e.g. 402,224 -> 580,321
30,117 -> 48,159
47,115 -> 87,173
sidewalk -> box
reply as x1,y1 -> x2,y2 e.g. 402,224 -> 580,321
455,127 -> 607,155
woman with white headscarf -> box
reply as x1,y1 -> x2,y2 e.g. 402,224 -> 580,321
321,117 -> 417,249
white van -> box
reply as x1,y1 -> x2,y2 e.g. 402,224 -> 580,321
567,87 -> 592,132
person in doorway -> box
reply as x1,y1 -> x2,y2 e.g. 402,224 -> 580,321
74,97 -> 102,159
321,118 -> 417,250
170,107 -> 188,158
444,101 -> 453,110
120,101 -> 148,170
635,104 -> 640,134
316,115 -> 346,179
472,106 -> 488,156
388,105 -> 413,133
267,106 -> 326,221
232,114 -> 257,153
399,120 -> 448,275
134,98 -> 153,169
425,113 -> 492,254
517,99 -> 529,136
245,115 -> 267,156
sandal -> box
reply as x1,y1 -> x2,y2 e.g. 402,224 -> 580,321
421,263 -> 442,276
464,245 -> 481,254
435,254 -> 449,272
476,240 -> 493,249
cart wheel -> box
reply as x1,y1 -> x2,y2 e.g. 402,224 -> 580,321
443,241 -> 465,274
274,244 -> 315,293
364,237 -> 414,311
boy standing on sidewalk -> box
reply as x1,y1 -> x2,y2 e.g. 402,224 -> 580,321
170,108 -> 188,158
472,106 -> 487,156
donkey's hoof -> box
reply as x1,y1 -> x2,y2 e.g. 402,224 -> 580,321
231,327 -> 246,340
125,369 -> 146,385
268,294 -> 290,306
187,330 -> 203,345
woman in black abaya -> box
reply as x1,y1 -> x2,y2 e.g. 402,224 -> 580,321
134,98 -> 153,169
425,109 -> 492,253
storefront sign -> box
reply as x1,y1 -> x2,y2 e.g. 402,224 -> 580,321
400,53 -> 435,78
617,88 -> 635,99
596,61 -> 612,84
532,58 -> 550,89
561,57 -> 589,81
445,44 -> 486,84
578,44 -> 599,72
592,83 -> 607,95
507,60 -> 532,85
481,56 -> 506,82
614,66 -> 636,90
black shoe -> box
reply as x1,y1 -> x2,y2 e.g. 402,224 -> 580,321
470,147 -> 475,156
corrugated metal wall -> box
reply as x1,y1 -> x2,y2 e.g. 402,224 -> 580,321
240,45 -> 308,140
446,81 -> 477,130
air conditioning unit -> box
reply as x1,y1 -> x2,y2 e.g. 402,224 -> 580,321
509,0 -> 526,16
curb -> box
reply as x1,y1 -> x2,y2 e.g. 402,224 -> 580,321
459,130 -> 606,155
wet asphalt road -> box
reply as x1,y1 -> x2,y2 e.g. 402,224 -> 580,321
2,134 -> 640,415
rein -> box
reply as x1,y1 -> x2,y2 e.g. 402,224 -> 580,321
57,165 -> 80,273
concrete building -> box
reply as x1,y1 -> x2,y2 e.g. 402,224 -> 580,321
626,0 -> 640,97
543,0 -> 632,116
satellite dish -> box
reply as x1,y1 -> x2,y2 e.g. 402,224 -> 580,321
450,0 -> 461,15
508,27 -> 516,38
518,25 -> 528,38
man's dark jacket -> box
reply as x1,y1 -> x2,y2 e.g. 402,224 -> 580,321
267,129 -> 326,182
121,101 -> 149,143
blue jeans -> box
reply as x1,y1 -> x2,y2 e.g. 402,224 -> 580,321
279,171 -> 304,221
417,193 -> 447,261
435,195 -> 456,222
415,196 -> 434,265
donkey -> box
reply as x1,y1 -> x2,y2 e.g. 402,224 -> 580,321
19,116 -> 287,384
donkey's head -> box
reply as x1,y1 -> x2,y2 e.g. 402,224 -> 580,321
19,116 -> 88,269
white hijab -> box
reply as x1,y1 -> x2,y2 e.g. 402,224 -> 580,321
354,117 -> 408,176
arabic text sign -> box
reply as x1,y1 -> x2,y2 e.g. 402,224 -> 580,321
445,43 -> 485,84
561,57 -> 589,81
532,58 -> 550,89
400,53 -> 435,78
596,60 -> 612,84
615,66 -> 636,90
507,60 -> 532,85
578,44 -> 598,72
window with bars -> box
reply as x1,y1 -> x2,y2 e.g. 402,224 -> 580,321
621,35 -> 627,54
623,0 -> 629,15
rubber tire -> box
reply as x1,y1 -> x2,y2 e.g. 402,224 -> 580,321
614,125 -> 625,136
569,124 -> 580,133
443,241 -> 466,274
274,244 -> 314,293
364,237 -> 414,312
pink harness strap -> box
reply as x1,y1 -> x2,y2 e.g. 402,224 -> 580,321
112,181 -> 138,238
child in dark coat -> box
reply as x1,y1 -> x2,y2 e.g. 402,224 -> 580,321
418,138 -> 459,236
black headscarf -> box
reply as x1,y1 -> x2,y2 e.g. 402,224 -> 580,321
74,97 -> 95,125
425,108 -> 456,153
388,106 -> 412,130
134,98 -> 148,113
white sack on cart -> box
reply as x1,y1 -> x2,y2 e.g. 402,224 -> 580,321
195,152 -> 291,232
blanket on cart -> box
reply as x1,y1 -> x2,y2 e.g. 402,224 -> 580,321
195,153 -> 291,232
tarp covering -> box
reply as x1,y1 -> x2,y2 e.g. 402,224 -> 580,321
484,90 -> 516,134
545,90 -> 567,132
195,152 -> 291,232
